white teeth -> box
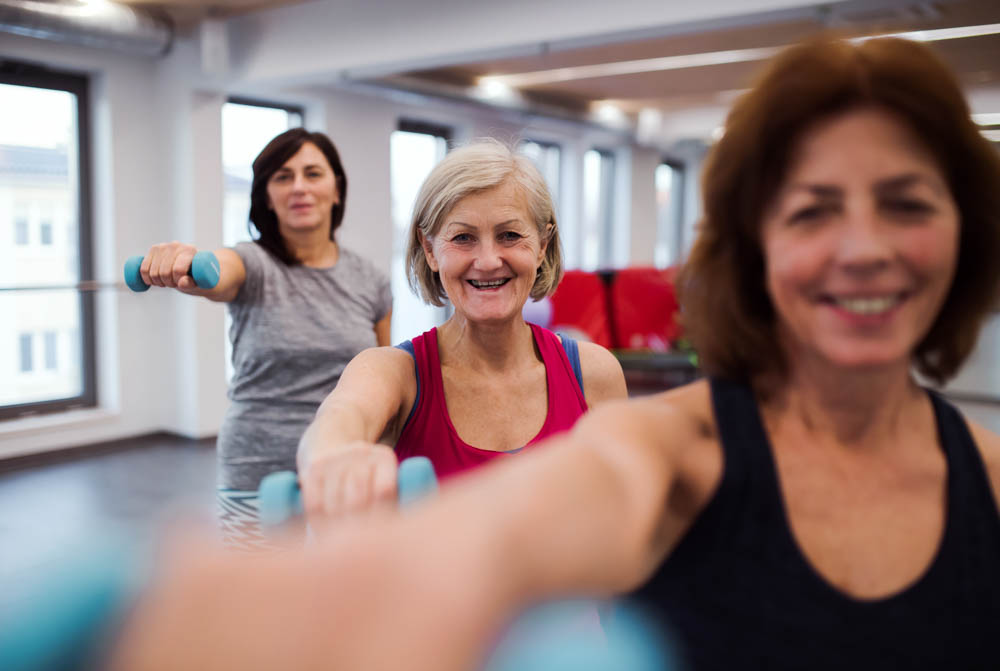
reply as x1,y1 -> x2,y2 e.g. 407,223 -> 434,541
834,296 -> 899,315
470,279 -> 507,288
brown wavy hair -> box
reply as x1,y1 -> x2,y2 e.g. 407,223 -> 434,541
678,36 -> 1000,385
249,128 -> 347,265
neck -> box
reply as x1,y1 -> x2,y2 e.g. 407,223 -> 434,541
761,355 -> 923,449
281,225 -> 337,267
437,317 -> 538,371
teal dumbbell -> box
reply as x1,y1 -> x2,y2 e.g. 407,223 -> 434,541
258,456 -> 439,531
122,250 -> 221,292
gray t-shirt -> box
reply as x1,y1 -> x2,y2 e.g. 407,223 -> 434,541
216,241 -> 392,490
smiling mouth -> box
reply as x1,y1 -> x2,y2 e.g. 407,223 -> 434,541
468,278 -> 511,289
820,293 -> 906,315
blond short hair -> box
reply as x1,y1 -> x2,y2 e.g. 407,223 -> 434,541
405,138 -> 563,307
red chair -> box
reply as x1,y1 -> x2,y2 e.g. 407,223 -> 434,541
548,270 -> 613,348
609,266 -> 681,351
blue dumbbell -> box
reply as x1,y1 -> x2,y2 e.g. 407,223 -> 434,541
122,250 -> 221,292
258,455 -> 438,531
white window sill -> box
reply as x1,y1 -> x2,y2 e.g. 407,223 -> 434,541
0,407 -> 120,441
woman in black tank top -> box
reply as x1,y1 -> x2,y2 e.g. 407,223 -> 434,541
93,37 -> 1000,671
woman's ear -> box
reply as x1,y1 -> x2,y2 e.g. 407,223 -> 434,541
420,232 -> 439,272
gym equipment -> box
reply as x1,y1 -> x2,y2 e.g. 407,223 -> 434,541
123,250 -> 220,292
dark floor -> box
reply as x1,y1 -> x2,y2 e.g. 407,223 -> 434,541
0,434 -> 216,613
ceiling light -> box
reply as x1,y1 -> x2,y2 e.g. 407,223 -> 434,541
486,23 -> 1000,89
972,112 -> 1000,126
592,102 -> 628,127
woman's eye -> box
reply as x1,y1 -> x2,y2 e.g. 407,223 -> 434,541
884,199 -> 932,215
272,173 -> 290,182
307,171 -> 323,179
500,231 -> 523,242
451,233 -> 473,243
789,204 -> 831,223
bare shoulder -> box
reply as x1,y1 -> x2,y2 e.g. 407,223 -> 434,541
341,346 -> 416,389
584,378 -> 716,457
965,416 -> 1000,508
575,341 -> 628,404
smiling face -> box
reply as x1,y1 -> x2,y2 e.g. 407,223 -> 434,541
761,106 -> 960,375
266,142 -> 340,236
422,179 -> 548,325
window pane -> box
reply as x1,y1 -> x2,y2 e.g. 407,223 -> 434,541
14,218 -> 28,245
221,102 -> 301,247
581,149 -> 615,271
654,162 -> 683,268
519,140 -> 561,209
44,330 -> 58,370
390,129 -> 449,341
0,82 -> 85,408
19,333 -> 32,373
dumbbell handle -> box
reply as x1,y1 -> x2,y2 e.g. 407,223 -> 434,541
258,456 -> 438,531
122,250 -> 221,293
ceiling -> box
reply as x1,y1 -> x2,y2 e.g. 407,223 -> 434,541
117,0 -> 1000,145
358,0 -> 1000,145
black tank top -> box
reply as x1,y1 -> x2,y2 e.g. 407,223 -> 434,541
631,377 -> 1000,670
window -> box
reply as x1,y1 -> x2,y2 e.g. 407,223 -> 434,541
44,331 -> 58,370
654,160 -> 684,268
519,139 -> 561,210
221,98 -> 304,247
1,63 -> 94,418
221,99 -> 303,381
40,220 -> 53,245
581,148 -> 615,271
19,334 -> 32,373
389,120 -> 451,341
14,217 -> 28,245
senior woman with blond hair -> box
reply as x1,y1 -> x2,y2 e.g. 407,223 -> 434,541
296,139 -> 626,517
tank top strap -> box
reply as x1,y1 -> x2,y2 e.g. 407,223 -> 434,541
530,323 -> 588,411
926,390 -> 1000,541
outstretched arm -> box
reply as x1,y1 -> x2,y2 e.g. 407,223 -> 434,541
108,394 -> 688,671
296,346 -> 416,517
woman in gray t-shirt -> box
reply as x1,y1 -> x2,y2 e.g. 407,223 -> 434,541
137,128 -> 391,547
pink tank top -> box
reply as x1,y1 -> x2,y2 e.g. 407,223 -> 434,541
395,323 -> 588,480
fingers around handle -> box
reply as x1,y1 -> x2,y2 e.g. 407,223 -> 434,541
122,251 -> 220,293
258,457 -> 440,532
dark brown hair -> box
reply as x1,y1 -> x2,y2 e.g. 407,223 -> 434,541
678,36 -> 1000,385
248,128 -> 347,265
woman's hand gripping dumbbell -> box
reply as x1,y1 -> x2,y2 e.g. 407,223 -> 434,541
259,455 -> 438,533
123,243 -> 220,293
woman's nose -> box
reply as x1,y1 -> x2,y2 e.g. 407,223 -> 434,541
473,240 -> 503,270
836,204 -> 892,273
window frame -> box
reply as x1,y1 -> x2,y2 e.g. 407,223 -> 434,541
225,96 -> 305,127
0,61 -> 95,420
